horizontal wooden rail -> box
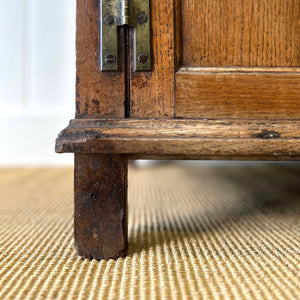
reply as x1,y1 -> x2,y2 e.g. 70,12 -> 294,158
176,68 -> 300,120
56,119 -> 300,160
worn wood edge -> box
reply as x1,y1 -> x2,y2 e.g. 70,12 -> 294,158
129,155 -> 300,161
56,139 -> 299,158
55,119 -> 300,159
177,67 -> 300,74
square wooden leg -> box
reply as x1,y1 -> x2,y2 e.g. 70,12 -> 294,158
74,154 -> 128,260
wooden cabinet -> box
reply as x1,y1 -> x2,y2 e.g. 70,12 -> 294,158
56,0 -> 300,260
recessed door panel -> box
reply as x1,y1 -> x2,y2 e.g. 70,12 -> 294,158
182,0 -> 300,67
176,0 -> 300,119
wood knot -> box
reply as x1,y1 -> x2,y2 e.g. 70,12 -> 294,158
252,129 -> 281,139
88,192 -> 96,200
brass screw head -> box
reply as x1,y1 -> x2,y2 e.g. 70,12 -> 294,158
105,54 -> 116,64
138,53 -> 148,64
136,12 -> 147,24
104,14 -> 115,25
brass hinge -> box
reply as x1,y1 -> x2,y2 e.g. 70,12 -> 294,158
100,0 -> 151,72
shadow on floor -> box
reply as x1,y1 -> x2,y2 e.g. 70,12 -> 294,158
128,164 -> 300,256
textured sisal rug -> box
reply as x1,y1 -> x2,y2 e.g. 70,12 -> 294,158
0,164 -> 299,299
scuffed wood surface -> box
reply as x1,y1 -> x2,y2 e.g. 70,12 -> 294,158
76,0 -> 125,118
176,68 -> 300,119
182,0 -> 300,67
129,0 -> 176,118
74,154 -> 128,260
56,119 -> 300,159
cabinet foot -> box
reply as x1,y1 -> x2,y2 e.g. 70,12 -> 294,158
74,154 -> 128,260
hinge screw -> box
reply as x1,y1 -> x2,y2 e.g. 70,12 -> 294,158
104,54 -> 116,64
136,12 -> 147,24
104,14 -> 115,25
138,53 -> 148,64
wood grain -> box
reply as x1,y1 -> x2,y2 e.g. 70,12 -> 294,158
175,0 -> 183,70
129,0 -> 176,118
176,68 -> 300,119
56,119 -> 300,159
76,0 -> 125,118
74,154 -> 128,260
182,0 -> 300,67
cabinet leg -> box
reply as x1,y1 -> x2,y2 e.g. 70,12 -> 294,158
74,154 -> 128,260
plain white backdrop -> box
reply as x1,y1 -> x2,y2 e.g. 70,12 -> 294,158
0,0 -> 75,166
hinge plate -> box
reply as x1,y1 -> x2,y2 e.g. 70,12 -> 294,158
100,0 -> 151,72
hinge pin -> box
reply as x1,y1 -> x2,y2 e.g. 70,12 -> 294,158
121,0 -> 130,25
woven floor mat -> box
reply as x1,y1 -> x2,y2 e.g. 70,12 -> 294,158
0,164 -> 299,299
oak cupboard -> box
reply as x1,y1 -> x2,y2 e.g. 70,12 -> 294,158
56,0 -> 300,260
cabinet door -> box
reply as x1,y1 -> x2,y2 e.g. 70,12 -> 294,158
130,0 -> 300,120
75,0 -> 126,118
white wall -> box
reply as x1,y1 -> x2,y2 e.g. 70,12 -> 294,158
0,0 -> 75,166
